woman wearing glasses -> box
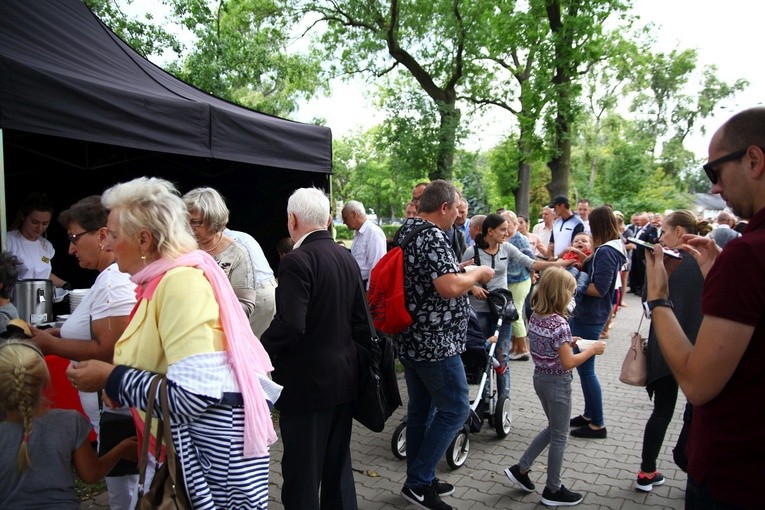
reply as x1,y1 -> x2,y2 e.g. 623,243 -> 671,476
6,192 -> 68,288
183,187 -> 258,329
28,195 -> 141,510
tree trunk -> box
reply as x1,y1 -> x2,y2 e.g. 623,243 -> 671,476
431,101 -> 460,181
546,111 -> 572,198
514,136 -> 532,217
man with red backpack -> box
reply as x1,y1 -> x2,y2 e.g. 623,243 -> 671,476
394,180 -> 493,510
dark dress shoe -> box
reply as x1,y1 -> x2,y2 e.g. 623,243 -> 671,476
570,425 -> 607,438
569,415 -> 591,427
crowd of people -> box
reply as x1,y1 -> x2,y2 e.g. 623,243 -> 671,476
1,105 -> 762,510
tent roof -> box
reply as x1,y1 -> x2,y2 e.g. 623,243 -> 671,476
0,0 -> 331,174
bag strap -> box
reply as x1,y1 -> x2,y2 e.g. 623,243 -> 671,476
158,377 -> 184,502
358,276 -> 378,342
395,221 -> 439,311
137,374 -> 164,495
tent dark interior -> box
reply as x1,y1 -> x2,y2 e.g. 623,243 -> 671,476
0,0 -> 332,289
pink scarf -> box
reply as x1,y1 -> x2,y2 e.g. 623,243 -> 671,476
130,250 -> 276,457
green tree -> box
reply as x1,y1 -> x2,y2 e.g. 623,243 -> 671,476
84,0 -> 182,57
296,0 -> 499,180
165,0 -> 325,116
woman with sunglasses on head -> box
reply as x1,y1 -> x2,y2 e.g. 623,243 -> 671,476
27,195 -> 140,510
7,192 -> 68,289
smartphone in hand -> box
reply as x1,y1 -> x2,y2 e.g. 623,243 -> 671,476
627,237 -> 682,259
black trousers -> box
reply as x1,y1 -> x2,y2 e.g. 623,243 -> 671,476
640,375 -> 678,473
279,402 -> 358,510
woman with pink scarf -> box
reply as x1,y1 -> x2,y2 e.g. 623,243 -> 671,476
66,177 -> 281,509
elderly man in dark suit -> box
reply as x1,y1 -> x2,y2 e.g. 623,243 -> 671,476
261,187 -> 368,510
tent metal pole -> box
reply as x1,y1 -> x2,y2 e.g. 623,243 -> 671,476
0,129 -> 6,251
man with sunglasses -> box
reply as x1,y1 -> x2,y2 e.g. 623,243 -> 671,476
645,107 -> 765,509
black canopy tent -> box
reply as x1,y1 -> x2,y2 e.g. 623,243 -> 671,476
0,0 -> 331,287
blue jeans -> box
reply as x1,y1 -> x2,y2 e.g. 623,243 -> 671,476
400,355 -> 470,489
477,311 -> 511,398
520,372 -> 573,491
568,317 -> 605,427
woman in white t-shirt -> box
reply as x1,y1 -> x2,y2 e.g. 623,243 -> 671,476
6,193 -> 68,288
27,196 -> 140,510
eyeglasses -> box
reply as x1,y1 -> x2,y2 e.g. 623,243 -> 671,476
67,230 -> 96,245
189,219 -> 205,228
703,146 -> 765,184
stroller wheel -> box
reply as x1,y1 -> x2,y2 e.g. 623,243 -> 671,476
391,421 -> 407,459
446,428 -> 470,469
494,395 -> 512,438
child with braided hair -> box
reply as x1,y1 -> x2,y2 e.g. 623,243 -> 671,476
0,340 -> 136,508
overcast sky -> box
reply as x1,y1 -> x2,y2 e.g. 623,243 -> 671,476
293,0 -> 763,159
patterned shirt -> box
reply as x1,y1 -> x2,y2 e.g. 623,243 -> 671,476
528,312 -> 573,374
394,218 -> 468,361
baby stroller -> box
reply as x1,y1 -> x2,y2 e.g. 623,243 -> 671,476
390,288 -> 515,469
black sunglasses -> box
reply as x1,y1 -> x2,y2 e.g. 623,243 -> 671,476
703,146 -> 765,184
67,229 -> 97,245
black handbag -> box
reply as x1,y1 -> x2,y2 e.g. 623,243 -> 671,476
353,277 -> 402,432
98,410 -> 139,477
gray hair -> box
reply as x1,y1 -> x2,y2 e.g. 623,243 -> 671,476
469,214 -> 486,230
342,200 -> 365,216
101,177 -> 197,259
419,180 -> 458,214
287,188 -> 330,229
183,187 -> 229,233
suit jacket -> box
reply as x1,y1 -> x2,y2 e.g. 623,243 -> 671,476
260,230 -> 368,413
449,226 -> 467,259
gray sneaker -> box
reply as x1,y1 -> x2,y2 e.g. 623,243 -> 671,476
505,464 -> 535,493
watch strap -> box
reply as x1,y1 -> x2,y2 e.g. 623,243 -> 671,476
647,299 -> 674,310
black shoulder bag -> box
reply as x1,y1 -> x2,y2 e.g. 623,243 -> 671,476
352,277 -> 402,432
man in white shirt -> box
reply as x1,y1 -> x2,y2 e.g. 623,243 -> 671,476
342,200 -> 387,288
548,195 -> 584,259
532,206 -> 554,258
577,199 -> 591,234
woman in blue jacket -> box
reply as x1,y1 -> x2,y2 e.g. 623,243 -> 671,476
568,206 -> 626,439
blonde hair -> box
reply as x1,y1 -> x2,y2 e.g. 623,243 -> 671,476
0,341 -> 50,471
101,177 -> 198,260
531,267 -> 576,317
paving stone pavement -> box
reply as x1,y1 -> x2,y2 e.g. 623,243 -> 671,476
81,291 -> 686,509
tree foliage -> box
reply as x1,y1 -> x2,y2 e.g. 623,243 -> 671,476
164,0 -> 325,116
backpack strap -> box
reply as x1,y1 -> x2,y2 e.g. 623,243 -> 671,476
396,222 -> 439,311
397,222 -> 435,249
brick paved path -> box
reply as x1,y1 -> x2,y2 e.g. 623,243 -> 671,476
82,291 -> 686,509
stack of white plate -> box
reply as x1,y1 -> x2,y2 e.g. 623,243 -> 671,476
69,289 -> 89,313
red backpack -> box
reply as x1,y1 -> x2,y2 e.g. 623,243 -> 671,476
367,223 -> 434,334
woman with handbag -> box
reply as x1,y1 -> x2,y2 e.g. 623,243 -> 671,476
66,177 -> 282,510
462,213 -> 574,399
27,195 -> 140,510
568,206 -> 627,439
635,210 -> 708,492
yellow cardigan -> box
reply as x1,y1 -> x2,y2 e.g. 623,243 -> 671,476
113,266 -> 226,372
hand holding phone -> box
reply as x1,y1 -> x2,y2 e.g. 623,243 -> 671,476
627,237 -> 681,259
